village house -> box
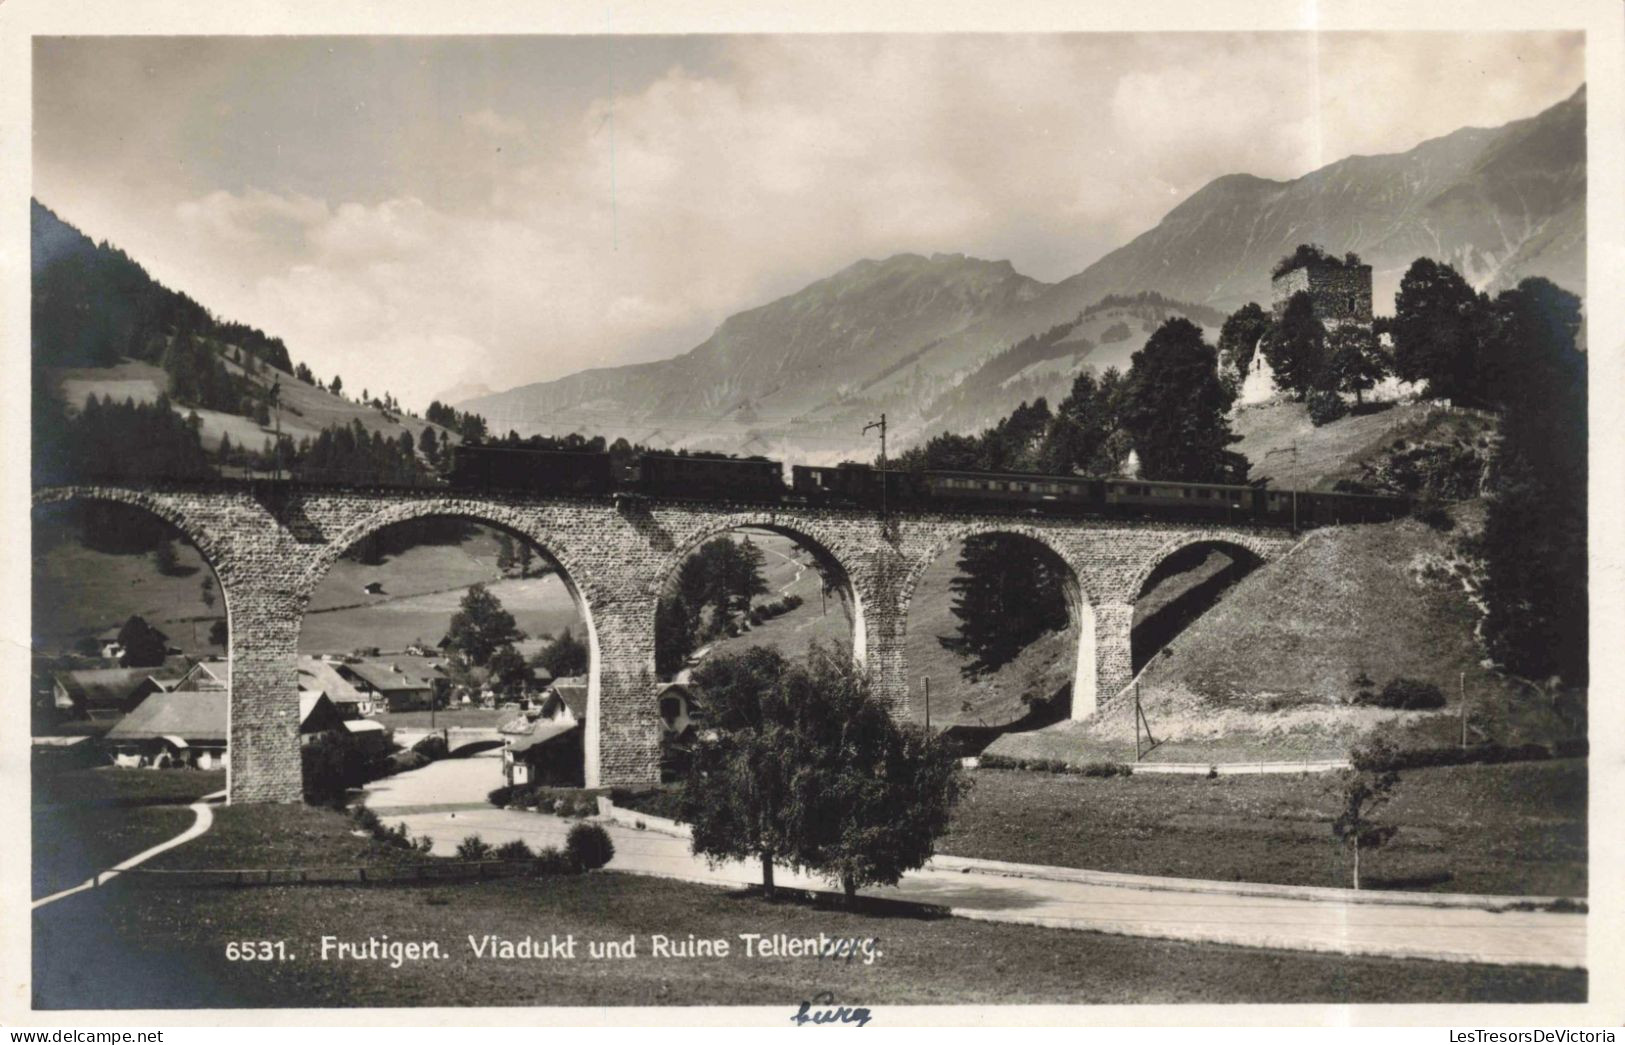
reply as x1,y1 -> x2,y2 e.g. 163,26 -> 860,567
103,686 -> 350,769
503,679 -> 704,787
103,690 -> 227,769
50,660 -> 189,722
297,655 -> 374,717
342,718 -> 394,758
336,656 -> 438,712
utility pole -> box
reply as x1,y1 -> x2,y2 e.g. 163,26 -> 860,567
270,377 -> 283,481
863,413 -> 888,518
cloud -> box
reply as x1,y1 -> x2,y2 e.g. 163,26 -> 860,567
42,32 -> 1582,410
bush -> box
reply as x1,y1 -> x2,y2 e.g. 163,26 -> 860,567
387,751 -> 428,775
494,839 -> 534,861
534,845 -> 576,876
1412,499 -> 1456,531
978,753 -> 1133,777
456,835 -> 493,861
565,822 -> 615,871
1373,677 -> 1448,710
1307,389 -> 1349,426
411,734 -> 449,761
302,732 -> 366,804
1351,738 -> 1556,772
351,805 -> 383,834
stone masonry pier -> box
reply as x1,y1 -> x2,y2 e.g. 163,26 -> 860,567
33,483 -> 1298,803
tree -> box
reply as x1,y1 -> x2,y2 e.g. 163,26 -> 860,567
1474,278 -> 1587,685
441,583 -> 525,667
117,615 -> 169,667
1390,258 -> 1488,405
1325,324 -> 1388,404
1262,292 -> 1328,399
1120,318 -> 1248,483
655,594 -> 699,679
940,536 -> 1069,678
679,644 -> 965,905
1330,767 -> 1400,890
217,432 -> 234,465
487,644 -> 530,696
495,533 -> 516,575
1217,302 -> 1271,374
418,426 -> 438,459
200,573 -> 216,613
255,398 -> 271,426
331,374 -> 343,397
517,542 -> 535,580
208,619 -> 228,648
152,540 -> 180,576
535,628 -> 588,679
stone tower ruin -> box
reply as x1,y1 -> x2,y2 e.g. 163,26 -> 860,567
1270,254 -> 1373,329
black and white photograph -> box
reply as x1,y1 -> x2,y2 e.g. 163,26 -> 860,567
5,0 -> 1621,1027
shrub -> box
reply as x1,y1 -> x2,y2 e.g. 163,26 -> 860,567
534,846 -> 576,876
1412,499 -> 1456,531
565,822 -> 615,871
1378,678 -> 1447,710
303,731 -> 369,803
1307,389 -> 1349,426
977,753 -> 1132,777
494,839 -> 534,861
413,835 -> 434,854
487,785 -> 514,807
387,751 -> 428,775
351,805 -> 383,834
456,835 -> 493,861
411,734 -> 449,761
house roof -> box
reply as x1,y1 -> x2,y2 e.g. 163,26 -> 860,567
343,658 -> 435,693
105,690 -> 226,743
298,691 -> 346,732
53,666 -> 183,710
547,683 -> 588,719
297,656 -> 366,704
508,718 -> 579,753
174,659 -> 229,691
343,719 -> 389,735
498,713 -> 537,735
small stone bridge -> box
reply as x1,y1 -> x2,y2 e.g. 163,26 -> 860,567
34,482 -> 1299,802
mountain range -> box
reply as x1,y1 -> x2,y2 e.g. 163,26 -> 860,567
458,85 -> 1583,463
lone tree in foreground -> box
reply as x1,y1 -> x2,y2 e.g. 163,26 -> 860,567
442,582 -> 526,667
1330,761 -> 1400,891
679,643 -> 966,904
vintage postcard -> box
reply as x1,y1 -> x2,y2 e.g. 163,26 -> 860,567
3,0 -> 1621,1029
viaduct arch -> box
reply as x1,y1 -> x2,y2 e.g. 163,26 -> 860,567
32,484 -> 1299,803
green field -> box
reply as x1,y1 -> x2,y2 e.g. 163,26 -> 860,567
33,870 -> 1581,1009
939,760 -> 1587,897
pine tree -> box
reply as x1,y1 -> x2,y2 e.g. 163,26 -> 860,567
1217,302 -> 1271,374
1121,318 -> 1248,482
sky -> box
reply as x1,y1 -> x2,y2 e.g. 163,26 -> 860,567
33,32 -> 1584,410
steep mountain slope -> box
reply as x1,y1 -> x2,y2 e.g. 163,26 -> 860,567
1034,85 -> 1584,317
33,201 -> 452,456
460,88 -> 1583,462
462,253 -> 1049,440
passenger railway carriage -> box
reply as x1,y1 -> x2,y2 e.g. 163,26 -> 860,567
447,444 -> 1408,531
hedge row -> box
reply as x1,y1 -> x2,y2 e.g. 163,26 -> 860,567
748,593 -> 804,626
454,823 -> 614,872
977,754 -> 1134,777
488,785 -> 601,818
1351,737 -> 1587,772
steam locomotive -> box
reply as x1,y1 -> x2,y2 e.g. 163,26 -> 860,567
449,444 -> 1408,529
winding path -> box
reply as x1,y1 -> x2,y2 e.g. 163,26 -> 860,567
31,789 -> 225,910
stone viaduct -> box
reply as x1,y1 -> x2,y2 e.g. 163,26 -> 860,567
33,483 -> 1300,803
